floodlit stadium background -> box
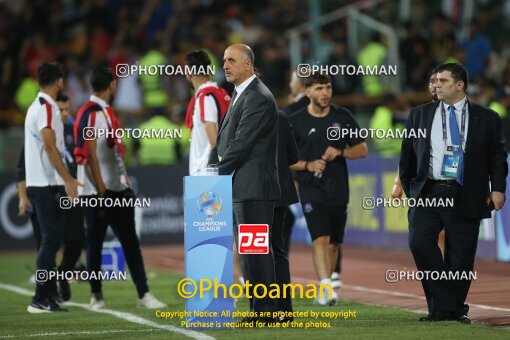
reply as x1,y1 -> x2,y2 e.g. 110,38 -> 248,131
0,0 -> 509,338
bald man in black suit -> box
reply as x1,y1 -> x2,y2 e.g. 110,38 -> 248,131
209,44 -> 280,321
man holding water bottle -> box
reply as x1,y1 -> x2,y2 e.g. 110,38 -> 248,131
289,72 -> 367,305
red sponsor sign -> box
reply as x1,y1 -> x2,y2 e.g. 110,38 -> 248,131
238,224 -> 269,254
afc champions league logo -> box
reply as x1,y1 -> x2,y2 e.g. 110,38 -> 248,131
197,192 -> 222,217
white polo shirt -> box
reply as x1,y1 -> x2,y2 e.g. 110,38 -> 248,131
189,82 -> 219,176
77,95 -> 127,195
24,92 -> 65,187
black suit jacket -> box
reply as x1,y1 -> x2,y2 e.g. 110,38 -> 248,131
209,77 -> 280,202
399,101 -> 508,219
282,95 -> 309,116
275,109 -> 299,207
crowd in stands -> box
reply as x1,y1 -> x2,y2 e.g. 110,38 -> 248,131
1,0 -> 509,160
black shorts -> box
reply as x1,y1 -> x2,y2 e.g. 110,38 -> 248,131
301,202 -> 347,243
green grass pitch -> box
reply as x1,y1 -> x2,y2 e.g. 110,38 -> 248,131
0,254 -> 508,339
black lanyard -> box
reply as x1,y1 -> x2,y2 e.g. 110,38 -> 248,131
440,100 -> 467,149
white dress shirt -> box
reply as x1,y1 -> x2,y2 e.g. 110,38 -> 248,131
429,96 -> 469,179
232,74 -> 256,105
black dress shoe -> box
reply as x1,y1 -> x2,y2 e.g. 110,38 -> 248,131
431,311 -> 456,321
58,279 -> 71,302
418,314 -> 432,321
277,316 -> 294,323
238,316 -> 256,324
237,316 -> 277,327
420,311 -> 455,321
455,314 -> 471,324
258,316 -> 277,325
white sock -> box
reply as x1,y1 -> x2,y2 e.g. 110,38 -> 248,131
320,278 -> 332,285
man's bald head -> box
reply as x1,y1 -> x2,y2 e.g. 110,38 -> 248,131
231,44 -> 255,64
223,44 -> 255,86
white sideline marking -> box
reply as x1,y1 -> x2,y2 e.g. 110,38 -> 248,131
0,328 -> 162,338
0,284 -> 33,297
0,283 -> 214,340
291,276 -> 510,313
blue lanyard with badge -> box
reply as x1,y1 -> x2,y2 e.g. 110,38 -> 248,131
440,102 -> 466,179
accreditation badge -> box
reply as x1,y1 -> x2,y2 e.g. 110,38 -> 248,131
441,145 -> 460,178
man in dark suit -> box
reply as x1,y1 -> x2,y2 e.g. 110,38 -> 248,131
209,44 -> 280,318
400,63 -> 508,324
282,71 -> 309,116
280,71 -> 309,257
273,109 -> 299,320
